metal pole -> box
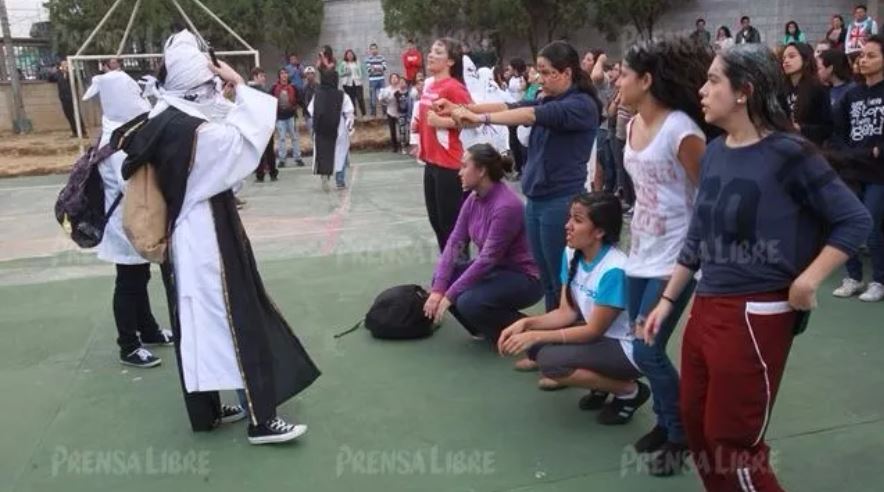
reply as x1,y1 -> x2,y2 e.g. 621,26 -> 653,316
75,0 -> 127,56
67,58 -> 84,153
0,0 -> 31,133
116,0 -> 143,55
70,51 -> 256,61
188,0 -> 256,51
170,0 -> 208,49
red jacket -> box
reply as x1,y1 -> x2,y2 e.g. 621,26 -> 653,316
402,48 -> 423,82
271,83 -> 298,120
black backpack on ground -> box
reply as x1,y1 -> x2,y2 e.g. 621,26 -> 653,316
335,284 -> 435,340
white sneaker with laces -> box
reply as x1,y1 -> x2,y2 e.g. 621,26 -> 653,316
833,278 -> 865,298
859,282 -> 884,302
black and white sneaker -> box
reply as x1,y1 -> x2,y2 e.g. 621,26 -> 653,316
597,381 -> 650,425
141,329 -> 174,347
247,417 -> 307,445
120,348 -> 161,368
219,404 -> 247,425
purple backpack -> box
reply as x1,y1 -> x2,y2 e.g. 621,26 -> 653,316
54,143 -> 121,248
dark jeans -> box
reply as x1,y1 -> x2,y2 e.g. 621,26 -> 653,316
525,194 -> 574,311
255,135 -> 277,180
387,115 -> 400,151
60,97 -> 85,136
369,79 -> 384,116
611,136 -> 634,206
846,183 -> 884,283
344,85 -> 367,117
448,264 -> 543,343
597,128 -> 617,192
628,275 -> 696,445
508,126 -> 526,174
113,263 -> 161,355
424,164 -> 465,252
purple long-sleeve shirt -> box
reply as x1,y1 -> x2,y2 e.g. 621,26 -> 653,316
432,182 -> 540,301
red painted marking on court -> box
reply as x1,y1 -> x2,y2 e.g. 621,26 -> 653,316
319,165 -> 360,255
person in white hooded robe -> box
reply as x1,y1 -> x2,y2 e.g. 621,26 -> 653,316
460,56 -> 512,154
114,29 -> 319,445
83,58 -> 172,368
308,68 -> 354,191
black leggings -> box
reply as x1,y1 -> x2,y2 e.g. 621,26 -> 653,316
113,263 -> 161,355
423,164 -> 465,252
344,85 -> 366,117
387,115 -> 399,151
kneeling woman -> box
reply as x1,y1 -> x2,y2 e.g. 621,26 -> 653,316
424,144 -> 543,343
498,193 -> 650,425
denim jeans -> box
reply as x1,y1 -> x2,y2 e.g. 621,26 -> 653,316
846,183 -> 884,283
335,155 -> 350,188
525,194 -> 574,311
447,263 -> 543,343
369,79 -> 385,117
275,117 -> 301,162
628,276 -> 697,445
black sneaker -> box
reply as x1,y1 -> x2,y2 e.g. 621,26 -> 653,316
218,404 -> 247,425
247,417 -> 307,445
634,425 -> 668,453
120,348 -> 161,368
140,329 -> 174,347
597,381 -> 650,425
649,441 -> 688,477
296,159 -> 306,167
278,160 -> 287,168
578,390 -> 610,411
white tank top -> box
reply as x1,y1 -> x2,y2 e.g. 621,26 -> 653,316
624,110 -> 705,278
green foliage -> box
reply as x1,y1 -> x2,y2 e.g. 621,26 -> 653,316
45,0 -> 323,56
592,0 -> 687,41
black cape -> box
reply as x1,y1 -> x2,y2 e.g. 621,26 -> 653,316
114,107 -> 320,431
312,70 -> 345,176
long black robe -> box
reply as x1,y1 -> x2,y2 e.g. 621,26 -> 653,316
113,108 -> 320,431
312,69 -> 345,176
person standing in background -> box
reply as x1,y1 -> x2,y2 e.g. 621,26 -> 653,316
783,21 -> 808,45
827,15 -> 848,51
735,16 -> 762,44
402,39 -> 424,86
690,18 -> 712,45
366,43 -> 388,118
271,69 -> 305,168
302,66 -> 319,135
846,4 -> 879,61
249,67 -> 278,182
339,49 -> 367,118
715,26 -> 735,52
284,54 -> 305,93
51,60 -> 87,138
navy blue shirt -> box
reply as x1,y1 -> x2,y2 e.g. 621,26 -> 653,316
678,133 -> 871,295
514,87 -> 598,200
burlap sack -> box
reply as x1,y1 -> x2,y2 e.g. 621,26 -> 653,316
122,164 -> 168,263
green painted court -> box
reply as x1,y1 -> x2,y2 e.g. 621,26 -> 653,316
1,152 -> 882,492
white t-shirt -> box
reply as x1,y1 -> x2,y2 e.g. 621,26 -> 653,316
560,245 -> 637,367
507,76 -> 525,102
624,110 -> 705,278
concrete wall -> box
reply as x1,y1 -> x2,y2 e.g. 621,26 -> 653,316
0,81 -> 99,133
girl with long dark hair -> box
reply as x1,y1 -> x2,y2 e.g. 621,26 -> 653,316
643,44 -> 870,490
827,14 -> 848,50
414,37 -> 473,251
612,37 -> 713,476
497,193 -> 648,421
339,49 -> 367,117
783,21 -> 807,44
781,42 -> 833,145
436,40 -> 602,313
818,49 -> 856,108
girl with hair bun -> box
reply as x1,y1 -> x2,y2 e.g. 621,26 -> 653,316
424,144 -> 543,343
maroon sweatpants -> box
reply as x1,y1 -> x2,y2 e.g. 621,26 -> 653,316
681,291 -> 796,491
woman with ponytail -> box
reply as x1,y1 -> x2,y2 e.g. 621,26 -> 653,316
498,193 -> 649,425
424,144 -> 543,343
435,40 -> 602,313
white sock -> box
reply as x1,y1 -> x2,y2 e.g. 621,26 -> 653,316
615,384 -> 639,400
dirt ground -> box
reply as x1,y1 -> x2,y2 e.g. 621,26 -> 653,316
0,118 -> 397,178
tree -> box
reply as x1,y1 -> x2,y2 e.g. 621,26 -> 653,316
44,0 -> 323,56
592,0 -> 687,41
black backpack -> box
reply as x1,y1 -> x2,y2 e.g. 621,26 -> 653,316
54,143 -> 121,249
335,285 -> 435,340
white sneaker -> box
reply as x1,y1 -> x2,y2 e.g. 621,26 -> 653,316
833,278 -> 865,298
859,282 -> 884,302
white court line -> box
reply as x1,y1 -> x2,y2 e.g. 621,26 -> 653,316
0,158 -> 416,193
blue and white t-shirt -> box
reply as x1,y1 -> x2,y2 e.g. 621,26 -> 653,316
560,244 -> 637,366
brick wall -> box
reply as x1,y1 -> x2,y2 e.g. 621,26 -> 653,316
0,81 -> 100,133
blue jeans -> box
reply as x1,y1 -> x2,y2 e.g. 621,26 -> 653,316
448,264 -> 543,343
525,194 -> 574,311
369,79 -> 385,116
236,389 -> 250,419
846,183 -> 884,283
597,128 -> 616,192
335,155 -> 350,188
628,276 -> 696,445
276,118 -> 301,162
